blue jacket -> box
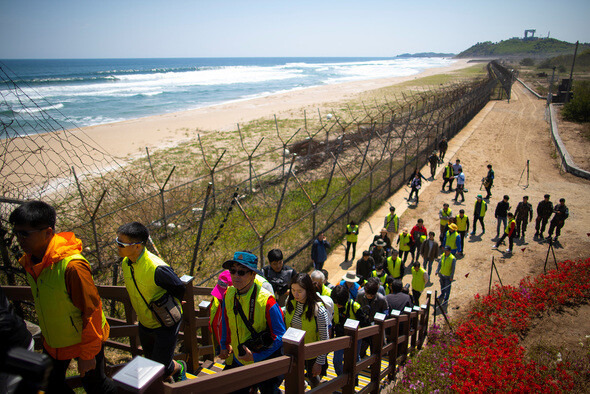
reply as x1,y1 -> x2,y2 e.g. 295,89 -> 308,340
311,239 -> 330,263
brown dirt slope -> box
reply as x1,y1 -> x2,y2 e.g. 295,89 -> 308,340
323,82 -> 590,320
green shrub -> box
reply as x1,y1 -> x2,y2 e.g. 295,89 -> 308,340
520,58 -> 535,66
562,81 -> 590,122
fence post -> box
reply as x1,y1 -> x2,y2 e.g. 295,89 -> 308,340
190,183 -> 213,276
123,297 -> 140,357
417,291 -> 432,350
371,314 -> 387,394
388,311 -> 401,381
283,327 -> 306,394
410,306 -> 420,353
198,300 -> 213,362
181,277 -> 199,372
343,319 -> 360,394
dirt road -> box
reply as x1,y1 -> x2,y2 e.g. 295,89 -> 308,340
323,82 -> 590,318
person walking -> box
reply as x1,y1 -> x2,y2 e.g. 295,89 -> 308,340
455,210 -> 469,253
385,249 -> 404,280
9,201 -> 116,394
408,173 -> 422,205
210,271 -> 232,359
442,223 -> 462,255
118,222 -> 187,382
438,137 -> 448,161
492,212 -> 516,254
396,228 -> 413,265
263,249 -> 297,307
534,194 -> 553,239
435,247 -> 456,308
514,196 -> 533,240
384,206 -> 399,243
471,194 -> 487,235
345,220 -> 359,262
420,232 -> 439,278
371,228 -> 391,251
284,273 -> 330,388
311,232 -> 330,270
484,164 -> 494,199
355,251 -> 375,285
441,162 -> 454,192
494,195 -> 511,239
439,203 -> 453,243
220,251 -> 286,394
428,150 -> 439,179
453,168 -> 466,202
410,219 -> 428,264
547,198 -> 569,242
410,261 -> 429,304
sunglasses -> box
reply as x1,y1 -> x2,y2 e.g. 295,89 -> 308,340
13,228 -> 47,238
229,268 -> 251,276
115,237 -> 143,248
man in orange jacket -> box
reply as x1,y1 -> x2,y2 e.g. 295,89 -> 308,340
9,201 -> 115,394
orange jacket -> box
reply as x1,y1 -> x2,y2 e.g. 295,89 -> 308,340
20,232 -> 109,361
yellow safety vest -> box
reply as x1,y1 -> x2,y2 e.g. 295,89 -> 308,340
411,266 -> 427,293
386,256 -> 403,278
346,224 -> 359,243
456,215 -> 468,232
224,283 -> 273,365
505,218 -> 516,235
27,254 -> 107,349
333,300 -> 361,325
371,270 -> 387,285
284,300 -> 321,347
475,200 -> 487,217
320,284 -> 332,297
398,232 -> 412,251
122,249 -> 182,329
444,231 -> 458,250
440,253 -> 455,277
440,208 -> 453,225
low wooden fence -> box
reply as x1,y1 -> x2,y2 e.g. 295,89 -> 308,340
4,285 -> 431,393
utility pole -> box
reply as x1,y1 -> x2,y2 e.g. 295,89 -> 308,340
565,41 -> 579,104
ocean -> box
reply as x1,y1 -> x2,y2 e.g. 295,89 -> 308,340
0,57 -> 455,137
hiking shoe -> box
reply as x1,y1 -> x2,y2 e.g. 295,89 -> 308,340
470,231 -> 475,235
174,360 -> 187,382
491,245 -> 498,249
505,249 -> 512,254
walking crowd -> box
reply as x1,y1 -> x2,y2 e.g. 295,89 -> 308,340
2,144 -> 571,394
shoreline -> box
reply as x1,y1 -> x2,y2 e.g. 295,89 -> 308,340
73,59 -> 474,160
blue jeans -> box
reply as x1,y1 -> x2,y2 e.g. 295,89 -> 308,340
333,340 -> 361,376
496,216 -> 507,236
439,275 -> 452,305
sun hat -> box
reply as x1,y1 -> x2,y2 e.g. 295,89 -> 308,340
380,228 -> 387,232
222,251 -> 262,275
375,239 -> 387,247
211,270 -> 232,300
342,271 -> 360,283
448,223 -> 458,231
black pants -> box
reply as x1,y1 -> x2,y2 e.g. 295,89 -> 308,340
138,320 -> 181,377
408,187 -> 420,203
485,183 -> 492,198
548,220 -> 565,238
458,231 -> 467,252
495,233 -> 515,252
473,216 -> 485,233
412,289 -> 422,304
535,216 -> 549,234
400,250 -> 411,265
345,241 -> 357,261
515,218 -> 529,237
44,346 -> 116,394
454,184 -> 464,201
442,177 -> 452,191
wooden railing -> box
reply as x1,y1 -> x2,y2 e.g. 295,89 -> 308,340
4,285 -> 430,393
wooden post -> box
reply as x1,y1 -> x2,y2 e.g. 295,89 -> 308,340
417,291 -> 432,349
282,327 -> 306,394
342,319 -> 360,394
410,306 -> 420,353
198,300 -> 213,362
371,313 -> 386,394
123,298 -> 140,356
180,277 -> 198,372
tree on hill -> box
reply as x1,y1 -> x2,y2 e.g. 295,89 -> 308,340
456,38 -> 590,58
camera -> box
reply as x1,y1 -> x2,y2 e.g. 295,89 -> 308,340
238,330 -> 273,356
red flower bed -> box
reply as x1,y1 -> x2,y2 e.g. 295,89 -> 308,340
449,258 -> 590,393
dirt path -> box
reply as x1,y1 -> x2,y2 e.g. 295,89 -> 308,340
323,82 -> 590,319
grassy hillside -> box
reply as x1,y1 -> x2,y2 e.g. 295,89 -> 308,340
456,38 -> 590,58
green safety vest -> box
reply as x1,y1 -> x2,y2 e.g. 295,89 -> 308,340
333,300 -> 361,325
440,253 -> 455,277
284,300 -> 320,348
440,208 -> 453,225
371,270 -> 387,285
320,284 -> 332,297
27,254 -> 106,349
224,282 -> 273,365
445,231 -> 458,250
505,218 -> 516,235
398,232 -> 412,251
475,200 -> 487,217
386,256 -> 403,278
385,213 -> 399,233
346,224 -> 359,243
122,249 -> 181,329
411,266 -> 427,293
456,215 -> 468,232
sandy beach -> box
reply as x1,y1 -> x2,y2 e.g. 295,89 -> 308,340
67,59 -> 474,160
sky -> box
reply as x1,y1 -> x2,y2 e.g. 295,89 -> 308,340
1,0 -> 589,59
